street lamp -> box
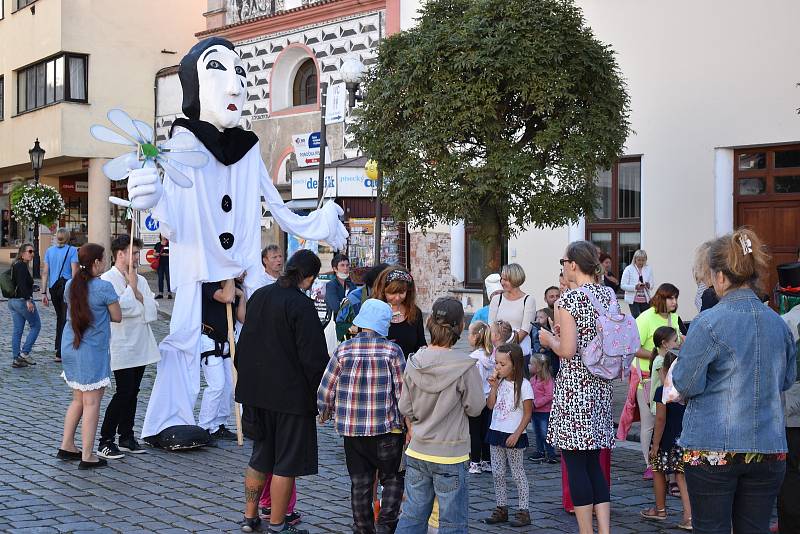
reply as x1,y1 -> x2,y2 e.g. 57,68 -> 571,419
28,138 -> 45,279
340,56 -> 365,109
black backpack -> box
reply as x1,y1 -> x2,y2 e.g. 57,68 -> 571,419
0,261 -> 18,298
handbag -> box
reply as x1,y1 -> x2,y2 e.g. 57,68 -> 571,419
48,246 -> 72,302
149,256 -> 160,271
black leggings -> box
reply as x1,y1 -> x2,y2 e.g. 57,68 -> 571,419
562,449 -> 610,507
468,406 -> 492,463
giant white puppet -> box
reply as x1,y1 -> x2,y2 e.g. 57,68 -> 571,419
123,37 -> 347,445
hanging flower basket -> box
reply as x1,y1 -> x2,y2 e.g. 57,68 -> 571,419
10,183 -> 66,227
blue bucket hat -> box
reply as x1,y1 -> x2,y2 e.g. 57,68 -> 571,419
353,298 -> 392,337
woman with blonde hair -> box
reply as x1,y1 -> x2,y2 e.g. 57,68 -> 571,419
489,263 -> 536,359
41,228 -> 79,362
672,228 -> 796,533
373,265 -> 426,357
621,249 -> 654,318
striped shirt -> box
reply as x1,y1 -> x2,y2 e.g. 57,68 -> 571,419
317,331 -> 406,437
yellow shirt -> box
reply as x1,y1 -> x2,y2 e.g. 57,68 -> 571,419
405,448 -> 469,465
635,307 -> 681,389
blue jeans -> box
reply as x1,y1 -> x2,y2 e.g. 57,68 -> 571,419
684,460 -> 786,534
8,299 -> 41,360
532,412 -> 555,457
396,456 -> 468,534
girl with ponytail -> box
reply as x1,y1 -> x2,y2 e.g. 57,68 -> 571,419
671,227 -> 797,532
58,243 -> 122,469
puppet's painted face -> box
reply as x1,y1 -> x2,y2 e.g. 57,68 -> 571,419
196,45 -> 246,130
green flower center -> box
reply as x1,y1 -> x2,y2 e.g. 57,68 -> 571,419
140,143 -> 159,159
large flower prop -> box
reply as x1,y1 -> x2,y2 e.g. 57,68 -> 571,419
90,109 -> 209,207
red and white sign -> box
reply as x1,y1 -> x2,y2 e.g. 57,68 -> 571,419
142,248 -> 157,268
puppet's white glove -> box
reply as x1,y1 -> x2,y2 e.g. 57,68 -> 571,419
122,166 -> 163,211
321,201 -> 349,251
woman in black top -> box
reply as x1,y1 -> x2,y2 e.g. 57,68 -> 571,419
372,266 -> 426,357
9,243 -> 41,367
153,235 -> 171,299
600,253 -> 620,294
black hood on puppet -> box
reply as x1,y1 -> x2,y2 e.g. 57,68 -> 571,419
175,37 -> 257,166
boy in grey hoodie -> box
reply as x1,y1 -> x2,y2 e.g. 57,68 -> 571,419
396,297 -> 485,534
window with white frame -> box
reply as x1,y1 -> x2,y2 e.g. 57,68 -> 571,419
0,76 -> 4,120
16,53 -> 87,114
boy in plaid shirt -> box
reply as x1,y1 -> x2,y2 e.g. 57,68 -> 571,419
318,298 -> 406,534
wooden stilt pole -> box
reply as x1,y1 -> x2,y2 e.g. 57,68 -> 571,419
226,301 -> 244,446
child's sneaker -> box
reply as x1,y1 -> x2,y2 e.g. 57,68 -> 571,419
509,509 -> 531,527
483,506 -> 508,524
468,462 -> 482,474
479,460 -> 492,473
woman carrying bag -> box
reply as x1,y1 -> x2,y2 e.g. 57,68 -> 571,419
41,228 -> 79,362
489,263 -> 536,367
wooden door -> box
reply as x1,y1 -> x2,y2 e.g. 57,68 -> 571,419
737,200 -> 800,299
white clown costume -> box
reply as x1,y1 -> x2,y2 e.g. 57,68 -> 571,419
135,38 -> 347,443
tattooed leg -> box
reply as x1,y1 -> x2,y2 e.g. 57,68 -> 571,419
244,466 -> 267,518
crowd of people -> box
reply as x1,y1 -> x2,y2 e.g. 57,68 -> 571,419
4,226 -> 799,534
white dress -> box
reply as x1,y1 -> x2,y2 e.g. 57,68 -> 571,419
141,128 -> 347,438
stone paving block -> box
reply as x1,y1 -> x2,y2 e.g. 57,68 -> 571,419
54,521 -> 105,532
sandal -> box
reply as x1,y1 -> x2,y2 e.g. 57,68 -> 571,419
640,508 -> 667,521
677,518 -> 693,531
669,481 -> 681,497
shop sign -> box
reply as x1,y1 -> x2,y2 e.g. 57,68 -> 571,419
75,181 -> 88,193
291,168 -> 337,200
337,167 -> 376,198
292,132 -> 331,168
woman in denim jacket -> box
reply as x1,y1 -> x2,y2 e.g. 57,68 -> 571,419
672,229 -> 797,534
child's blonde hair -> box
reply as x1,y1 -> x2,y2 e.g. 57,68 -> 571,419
490,320 -> 513,347
530,354 -> 553,382
469,320 -> 493,354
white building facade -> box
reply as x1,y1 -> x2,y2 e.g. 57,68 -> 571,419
512,0 -> 800,315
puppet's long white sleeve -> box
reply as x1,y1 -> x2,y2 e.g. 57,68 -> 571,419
259,161 -> 348,251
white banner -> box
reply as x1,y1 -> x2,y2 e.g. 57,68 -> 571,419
324,83 -> 347,125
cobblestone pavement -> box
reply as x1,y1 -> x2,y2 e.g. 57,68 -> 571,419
1,291 -> 683,533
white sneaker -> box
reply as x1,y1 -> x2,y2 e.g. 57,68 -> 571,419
468,462 -> 482,474
480,460 -> 492,473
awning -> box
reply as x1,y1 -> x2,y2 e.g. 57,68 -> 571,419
285,199 -> 321,210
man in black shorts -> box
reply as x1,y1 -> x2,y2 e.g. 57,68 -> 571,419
235,250 -> 328,534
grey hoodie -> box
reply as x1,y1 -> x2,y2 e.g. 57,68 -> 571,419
399,346 -> 486,459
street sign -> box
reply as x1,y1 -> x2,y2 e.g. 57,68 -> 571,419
144,214 -> 159,232
324,83 -> 347,125
142,248 -> 157,268
292,132 -> 332,168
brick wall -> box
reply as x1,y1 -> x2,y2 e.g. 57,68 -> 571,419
410,230 -> 459,312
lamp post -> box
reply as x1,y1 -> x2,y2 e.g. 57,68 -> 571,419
343,58 -> 382,261
340,56 -> 365,109
28,139 -> 45,279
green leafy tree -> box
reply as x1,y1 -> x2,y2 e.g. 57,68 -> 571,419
353,0 -> 630,250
